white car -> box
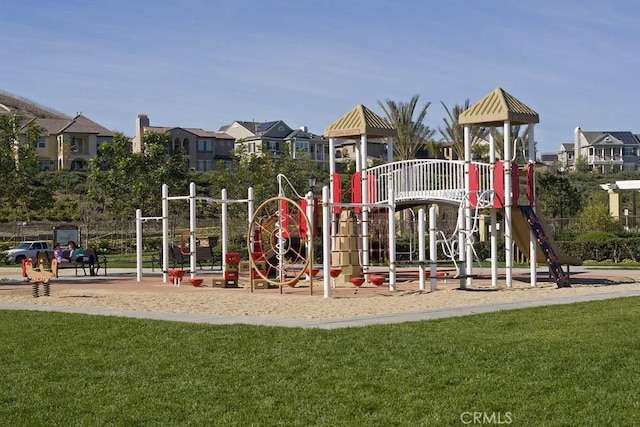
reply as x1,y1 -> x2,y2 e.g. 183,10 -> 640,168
4,241 -> 53,264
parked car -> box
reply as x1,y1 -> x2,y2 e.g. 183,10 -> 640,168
3,241 -> 53,264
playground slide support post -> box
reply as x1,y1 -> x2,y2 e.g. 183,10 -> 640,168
528,124 -> 537,287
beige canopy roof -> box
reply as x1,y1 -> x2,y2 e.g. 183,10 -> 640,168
324,104 -> 397,138
459,87 -> 539,126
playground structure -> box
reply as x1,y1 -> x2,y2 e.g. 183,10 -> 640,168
247,89 -> 581,297
135,182 -> 254,285
132,88 -> 582,297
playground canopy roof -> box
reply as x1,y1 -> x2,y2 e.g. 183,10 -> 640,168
459,87 -> 539,126
324,104 -> 397,139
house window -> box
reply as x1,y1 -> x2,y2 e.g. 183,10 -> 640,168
70,137 -> 84,153
197,160 -> 212,171
40,159 -> 52,171
267,141 -> 280,153
37,136 -> 46,149
197,139 -> 212,152
248,142 -> 255,153
295,141 -> 309,153
623,147 -> 635,156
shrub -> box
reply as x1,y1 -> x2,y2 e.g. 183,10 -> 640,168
575,231 -> 617,242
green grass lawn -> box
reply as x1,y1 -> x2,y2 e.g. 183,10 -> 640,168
1,298 -> 640,426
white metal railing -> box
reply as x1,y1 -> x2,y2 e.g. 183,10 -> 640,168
366,160 -> 493,205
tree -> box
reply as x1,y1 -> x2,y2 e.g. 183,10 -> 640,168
377,95 -> 435,160
579,202 -> 619,233
536,173 -> 581,219
0,115 -> 51,220
439,100 -> 488,160
87,131 -> 188,222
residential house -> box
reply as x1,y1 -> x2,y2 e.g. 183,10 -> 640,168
219,120 -> 329,166
557,143 -> 575,172
27,114 -> 113,171
560,127 -> 640,173
2,91 -> 113,171
133,114 -> 235,171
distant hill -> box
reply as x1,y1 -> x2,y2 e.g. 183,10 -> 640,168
0,91 -> 70,120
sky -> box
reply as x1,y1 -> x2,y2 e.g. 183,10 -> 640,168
3,0 -> 640,155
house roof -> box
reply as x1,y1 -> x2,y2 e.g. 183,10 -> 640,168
581,131 -> 639,146
27,115 -> 112,136
145,126 -> 233,140
60,115 -> 113,136
324,104 -> 397,138
459,87 -> 539,126
560,143 -> 574,151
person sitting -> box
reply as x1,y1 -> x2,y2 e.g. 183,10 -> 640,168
53,243 -> 69,263
67,241 -> 96,276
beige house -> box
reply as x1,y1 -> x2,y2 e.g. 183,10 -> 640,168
219,120 -> 329,164
28,114 -> 113,171
133,114 -> 235,171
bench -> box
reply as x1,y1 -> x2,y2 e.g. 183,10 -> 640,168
37,248 -> 107,277
152,246 -> 220,271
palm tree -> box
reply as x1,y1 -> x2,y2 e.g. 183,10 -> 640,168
377,95 -> 435,160
439,100 -> 489,160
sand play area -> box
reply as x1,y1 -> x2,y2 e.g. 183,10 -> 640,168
2,267 -> 640,323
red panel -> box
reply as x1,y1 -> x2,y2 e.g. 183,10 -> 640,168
526,162 -> 535,206
468,163 -> 479,208
298,198 -> 308,238
351,171 -> 361,213
492,161 -> 505,208
332,173 -> 342,214
367,174 -> 376,204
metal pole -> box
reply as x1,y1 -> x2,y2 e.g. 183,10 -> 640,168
528,124 -> 537,287
489,129 -> 498,287
429,205 -> 437,292
222,188 -> 228,275
418,208 -> 425,291
162,184 -> 169,283
504,121 -> 513,287
361,134 -> 370,275
306,190 -> 314,294
388,186 -> 396,291
189,182 -> 197,280
248,186 -> 254,268
322,186 -> 331,298
136,208 -> 143,282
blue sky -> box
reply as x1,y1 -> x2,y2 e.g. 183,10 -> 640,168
3,0 -> 639,154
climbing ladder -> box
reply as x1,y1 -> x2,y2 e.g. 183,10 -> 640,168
520,205 -> 571,288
